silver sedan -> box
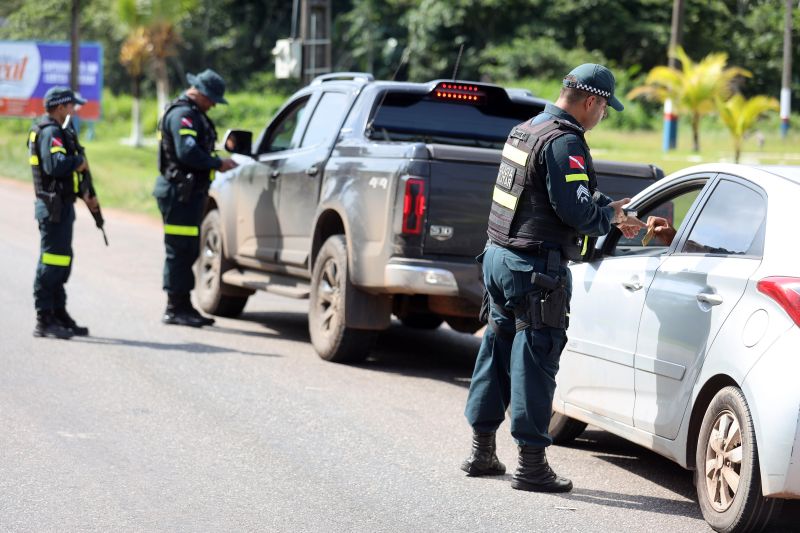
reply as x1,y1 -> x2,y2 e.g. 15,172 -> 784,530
550,163 -> 800,532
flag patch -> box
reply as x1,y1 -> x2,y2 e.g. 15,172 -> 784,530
569,155 -> 585,170
51,137 -> 63,147
180,117 -> 193,127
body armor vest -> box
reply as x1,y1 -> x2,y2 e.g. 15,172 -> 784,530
158,97 -> 218,186
28,117 -> 79,205
487,118 -> 597,262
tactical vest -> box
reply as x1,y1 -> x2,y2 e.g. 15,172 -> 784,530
487,118 -> 597,262
158,97 -> 218,186
28,117 -> 79,204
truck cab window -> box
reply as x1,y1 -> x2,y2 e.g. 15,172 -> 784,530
259,96 -> 310,154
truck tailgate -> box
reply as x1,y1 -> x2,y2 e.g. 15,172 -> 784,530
423,144 -> 501,257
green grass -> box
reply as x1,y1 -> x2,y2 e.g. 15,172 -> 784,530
2,89 -> 798,217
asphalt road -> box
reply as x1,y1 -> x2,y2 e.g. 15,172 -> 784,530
0,178 -> 723,532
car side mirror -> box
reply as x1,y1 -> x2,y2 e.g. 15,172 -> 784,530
223,129 -> 253,156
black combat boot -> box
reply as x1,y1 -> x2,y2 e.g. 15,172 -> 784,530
54,308 -> 89,336
460,431 -> 506,476
33,310 -> 74,339
162,293 -> 214,327
511,446 -> 573,493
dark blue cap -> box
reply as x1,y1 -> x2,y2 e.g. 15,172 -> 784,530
563,64 -> 624,112
44,86 -> 86,109
187,69 -> 228,105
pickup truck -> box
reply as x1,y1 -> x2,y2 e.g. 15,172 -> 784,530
198,72 -> 663,363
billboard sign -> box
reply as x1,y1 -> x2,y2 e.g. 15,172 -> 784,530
0,41 -> 103,120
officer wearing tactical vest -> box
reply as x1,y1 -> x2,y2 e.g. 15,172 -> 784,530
154,69 -> 237,327
461,64 -> 644,492
29,87 -> 101,339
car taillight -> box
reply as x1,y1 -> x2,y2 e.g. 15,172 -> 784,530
757,277 -> 800,326
402,177 -> 426,235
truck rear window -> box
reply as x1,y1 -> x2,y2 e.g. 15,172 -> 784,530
367,92 -> 543,149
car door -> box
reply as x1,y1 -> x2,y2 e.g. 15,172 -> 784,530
234,94 -> 314,264
559,180 -> 706,426
633,177 -> 768,439
275,90 -> 353,267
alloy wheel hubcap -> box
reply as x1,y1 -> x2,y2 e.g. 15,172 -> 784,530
316,258 -> 340,335
201,227 -> 221,291
704,410 -> 743,512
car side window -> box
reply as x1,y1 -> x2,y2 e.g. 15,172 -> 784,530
611,187 -> 703,257
258,96 -> 311,154
300,92 -> 349,148
681,180 -> 766,256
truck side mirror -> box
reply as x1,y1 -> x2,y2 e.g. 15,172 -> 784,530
223,129 -> 253,156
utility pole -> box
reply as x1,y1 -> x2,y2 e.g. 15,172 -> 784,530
780,0 -> 793,138
70,0 -> 80,92
663,0 -> 684,151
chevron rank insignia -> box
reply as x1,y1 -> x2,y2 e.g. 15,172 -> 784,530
576,184 -> 591,203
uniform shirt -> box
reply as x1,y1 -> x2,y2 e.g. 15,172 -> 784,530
35,119 -> 84,179
532,104 -> 614,238
162,95 -> 222,171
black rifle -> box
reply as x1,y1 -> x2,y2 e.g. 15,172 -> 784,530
63,115 -> 108,246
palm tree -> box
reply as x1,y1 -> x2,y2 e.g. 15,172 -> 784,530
717,94 -> 779,163
119,26 -> 150,147
627,47 -> 751,152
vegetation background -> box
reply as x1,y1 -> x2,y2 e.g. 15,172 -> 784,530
1,0 -> 798,215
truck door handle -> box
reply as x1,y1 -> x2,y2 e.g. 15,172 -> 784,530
305,165 -> 319,176
270,169 -> 280,179
622,278 -> 643,291
697,292 -> 723,306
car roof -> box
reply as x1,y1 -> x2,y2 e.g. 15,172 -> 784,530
667,163 -> 800,185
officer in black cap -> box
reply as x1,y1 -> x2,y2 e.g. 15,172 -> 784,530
461,64 -> 644,492
154,69 -> 238,327
29,86 -> 101,339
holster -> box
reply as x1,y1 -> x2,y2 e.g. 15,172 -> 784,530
516,249 -> 569,331
39,191 -> 63,223
170,169 -> 195,203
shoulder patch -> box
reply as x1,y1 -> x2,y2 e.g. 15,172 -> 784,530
51,136 -> 63,147
180,116 -> 194,128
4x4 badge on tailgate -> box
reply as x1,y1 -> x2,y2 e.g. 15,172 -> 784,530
430,225 -> 453,241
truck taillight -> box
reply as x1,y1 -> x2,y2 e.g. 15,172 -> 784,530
402,177 -> 426,235
757,277 -> 800,326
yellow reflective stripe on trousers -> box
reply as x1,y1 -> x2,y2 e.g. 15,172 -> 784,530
492,186 -> 519,211
501,143 -> 529,167
581,236 -> 588,256
565,173 -> 589,182
164,224 -> 199,236
42,252 -> 71,267
179,128 -> 197,137
30,155 -> 39,165
50,146 -> 66,154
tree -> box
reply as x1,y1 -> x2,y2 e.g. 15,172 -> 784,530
717,94 -> 779,163
119,26 -> 150,146
627,47 -> 751,152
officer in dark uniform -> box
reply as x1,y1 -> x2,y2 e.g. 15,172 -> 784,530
29,87 -> 101,339
461,64 -> 644,492
154,69 -> 237,327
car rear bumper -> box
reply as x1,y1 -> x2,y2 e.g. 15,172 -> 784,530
383,258 -> 482,302
743,326 -> 800,498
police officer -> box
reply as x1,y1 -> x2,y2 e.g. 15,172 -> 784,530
154,69 -> 237,327
461,64 -> 644,492
29,87 -> 100,339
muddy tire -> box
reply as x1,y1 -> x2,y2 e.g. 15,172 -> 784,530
196,210 -> 249,317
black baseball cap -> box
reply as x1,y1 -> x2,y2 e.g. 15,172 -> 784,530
44,86 -> 86,109
563,64 -> 624,112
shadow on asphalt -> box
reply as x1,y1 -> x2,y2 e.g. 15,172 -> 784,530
237,310 -> 312,343
73,336 -> 280,358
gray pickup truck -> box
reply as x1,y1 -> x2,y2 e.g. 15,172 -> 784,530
198,72 -> 663,363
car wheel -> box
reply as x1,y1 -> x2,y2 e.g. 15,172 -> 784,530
549,411 -> 587,445
309,235 -> 376,363
196,210 -> 249,317
696,386 -> 781,532
400,313 -> 443,330
445,316 -> 484,334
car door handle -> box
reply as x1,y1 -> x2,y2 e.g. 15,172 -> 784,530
622,278 -> 643,291
697,292 -> 723,306
270,169 -> 280,179
305,165 -> 319,176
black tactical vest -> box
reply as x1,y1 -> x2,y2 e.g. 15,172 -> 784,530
158,96 -> 218,185
28,116 -> 79,204
487,118 -> 597,262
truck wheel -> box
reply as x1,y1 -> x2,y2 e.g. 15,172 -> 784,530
196,209 -> 249,317
400,313 -> 443,330
309,235 -> 376,363
445,316 -> 484,334
549,411 -> 587,445
696,386 -> 781,532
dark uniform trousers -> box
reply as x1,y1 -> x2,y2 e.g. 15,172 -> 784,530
464,243 -> 572,448
153,175 -> 206,295
33,200 -> 75,311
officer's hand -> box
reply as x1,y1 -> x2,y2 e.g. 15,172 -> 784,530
83,193 -> 100,213
617,218 -> 645,239
218,158 -> 238,172
76,158 -> 88,173
609,198 -> 633,224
